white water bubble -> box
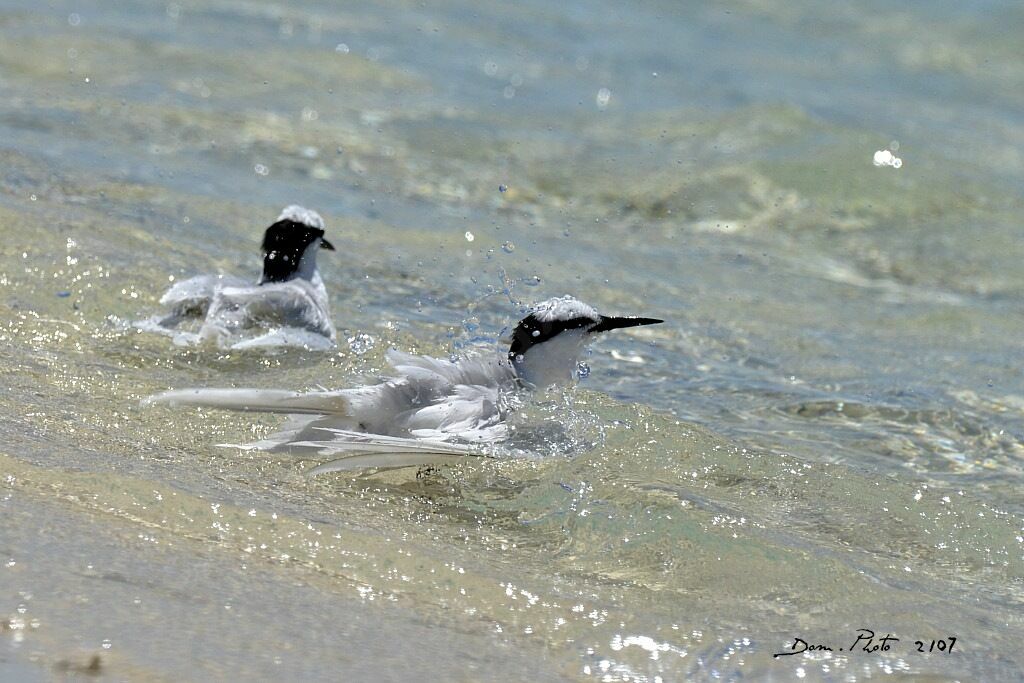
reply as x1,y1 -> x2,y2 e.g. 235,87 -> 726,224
596,87 -> 611,110
68,13 -> 81,26
872,148 -> 903,169
335,43 -> 350,54
254,163 -> 269,176
464,231 -> 475,242
501,241 -> 515,253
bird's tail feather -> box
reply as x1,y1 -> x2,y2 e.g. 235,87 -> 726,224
143,388 -> 351,415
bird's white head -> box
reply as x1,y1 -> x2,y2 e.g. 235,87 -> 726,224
508,295 -> 663,388
258,205 -> 335,284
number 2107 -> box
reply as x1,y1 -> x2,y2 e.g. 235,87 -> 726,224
915,638 -> 956,653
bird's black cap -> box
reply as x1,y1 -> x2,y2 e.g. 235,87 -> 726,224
259,219 -> 333,284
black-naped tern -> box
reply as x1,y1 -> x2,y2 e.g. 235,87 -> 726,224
146,295 -> 662,472
140,205 -> 336,349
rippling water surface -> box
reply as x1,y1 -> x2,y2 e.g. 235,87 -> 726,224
2,0 -> 1023,680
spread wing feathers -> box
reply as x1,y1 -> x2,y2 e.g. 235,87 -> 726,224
145,349 -> 516,472
400,384 -> 507,441
296,429 -> 488,474
156,274 -> 245,326
143,388 -> 352,415
211,279 -> 334,338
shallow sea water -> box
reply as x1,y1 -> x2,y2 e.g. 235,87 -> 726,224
1,0 -> 1023,680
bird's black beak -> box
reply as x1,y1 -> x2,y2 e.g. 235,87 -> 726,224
320,237 -> 336,251
590,315 -> 663,334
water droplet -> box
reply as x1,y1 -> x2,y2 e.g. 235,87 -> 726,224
498,184 -> 508,193
348,333 -> 375,355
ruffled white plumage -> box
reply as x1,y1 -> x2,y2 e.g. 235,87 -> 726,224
146,349 -> 517,470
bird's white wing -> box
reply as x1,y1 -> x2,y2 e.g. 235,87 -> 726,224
145,349 -> 516,473
294,428 -> 489,474
159,274 -> 240,309
208,278 -> 334,339
154,274 -> 246,328
401,384 -> 507,442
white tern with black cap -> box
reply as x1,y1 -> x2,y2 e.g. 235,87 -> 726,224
145,295 -> 662,472
143,205 -> 337,349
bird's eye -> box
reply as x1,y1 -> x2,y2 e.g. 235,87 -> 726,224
531,330 -> 540,337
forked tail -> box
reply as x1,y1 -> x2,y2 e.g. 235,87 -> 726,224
143,388 -> 351,415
